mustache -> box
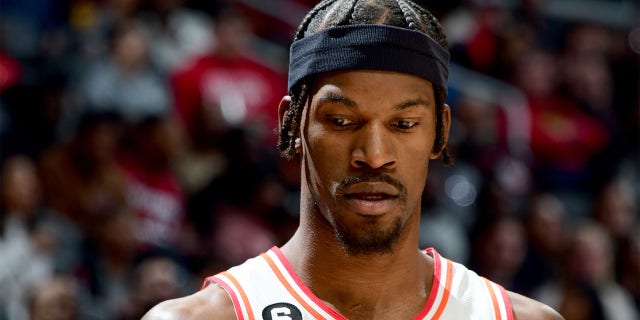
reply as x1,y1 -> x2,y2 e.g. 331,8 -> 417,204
336,172 -> 407,195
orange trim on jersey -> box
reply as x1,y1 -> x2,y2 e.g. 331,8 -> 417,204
221,272 -> 256,320
207,275 -> 246,320
498,283 -> 515,320
419,248 -> 442,317
430,258 -> 454,320
482,277 -> 502,320
270,248 -> 348,319
261,253 -> 329,320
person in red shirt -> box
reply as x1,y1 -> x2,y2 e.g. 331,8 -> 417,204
116,116 -> 189,251
170,6 -> 286,148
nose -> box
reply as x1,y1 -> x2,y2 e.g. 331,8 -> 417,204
350,122 -> 397,170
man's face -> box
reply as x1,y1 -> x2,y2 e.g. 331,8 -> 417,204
299,70 -> 448,255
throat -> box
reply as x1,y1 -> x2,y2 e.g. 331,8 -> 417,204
307,251 -> 433,320
319,278 -> 430,320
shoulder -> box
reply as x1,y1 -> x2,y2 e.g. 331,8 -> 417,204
507,290 -> 564,320
142,284 -> 237,320
429,251 -> 563,320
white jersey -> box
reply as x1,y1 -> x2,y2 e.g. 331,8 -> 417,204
203,247 -> 514,320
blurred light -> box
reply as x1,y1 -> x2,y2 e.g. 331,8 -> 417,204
220,91 -> 247,126
445,175 -> 477,207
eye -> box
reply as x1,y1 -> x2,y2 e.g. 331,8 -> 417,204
393,119 -> 418,130
326,116 -> 355,128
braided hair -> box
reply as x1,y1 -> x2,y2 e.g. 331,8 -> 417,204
277,0 -> 452,164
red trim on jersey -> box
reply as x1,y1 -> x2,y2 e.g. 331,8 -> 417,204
431,259 -> 454,320
498,283 -> 515,320
417,247 -> 443,318
205,275 -> 247,320
261,252 -> 330,319
270,247 -> 348,319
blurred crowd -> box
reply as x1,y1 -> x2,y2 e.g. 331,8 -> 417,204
0,0 -> 638,319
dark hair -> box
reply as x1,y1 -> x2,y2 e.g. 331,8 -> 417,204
277,0 -> 452,164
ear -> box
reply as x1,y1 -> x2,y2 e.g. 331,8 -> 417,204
278,95 -> 292,133
430,103 -> 451,159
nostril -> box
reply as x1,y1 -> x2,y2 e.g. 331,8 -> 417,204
351,158 -> 396,170
353,160 -> 367,168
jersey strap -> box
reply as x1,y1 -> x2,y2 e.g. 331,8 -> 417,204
203,247 -> 514,320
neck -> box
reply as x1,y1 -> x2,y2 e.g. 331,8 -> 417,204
280,190 -> 433,319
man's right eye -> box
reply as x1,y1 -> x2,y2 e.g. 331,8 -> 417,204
327,116 -> 355,128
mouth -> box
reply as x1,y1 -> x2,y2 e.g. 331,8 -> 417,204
343,191 -> 399,216
335,174 -> 406,217
345,192 -> 397,201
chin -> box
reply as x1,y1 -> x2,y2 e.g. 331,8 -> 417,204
333,215 -> 404,256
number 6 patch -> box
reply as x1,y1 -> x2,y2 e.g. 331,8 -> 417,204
262,303 -> 303,320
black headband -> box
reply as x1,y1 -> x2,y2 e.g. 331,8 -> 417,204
288,24 -> 450,96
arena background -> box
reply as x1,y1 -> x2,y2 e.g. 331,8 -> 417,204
0,0 -> 638,319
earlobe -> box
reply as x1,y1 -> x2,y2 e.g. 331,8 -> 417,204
279,95 -> 303,155
278,96 -> 292,132
430,103 -> 451,159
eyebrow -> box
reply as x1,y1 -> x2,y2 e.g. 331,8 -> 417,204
316,92 -> 431,110
316,92 -> 357,108
395,98 -> 432,110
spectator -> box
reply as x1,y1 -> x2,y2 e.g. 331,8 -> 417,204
594,176 -> 640,310
534,220 -> 639,320
513,49 -> 609,215
0,52 -> 65,160
69,0 -> 143,62
617,227 -> 640,309
27,274 -> 80,320
138,0 -> 214,74
116,115 -> 192,252
186,128 -> 282,269
39,111 -> 129,233
170,6 -> 286,148
470,216 -> 528,290
121,252 -> 192,319
77,208 -> 139,320
169,5 -> 287,195
518,193 -> 569,295
0,155 -> 54,320
78,21 -> 170,123
556,282 -> 607,320
443,2 -> 511,75
594,177 -> 638,244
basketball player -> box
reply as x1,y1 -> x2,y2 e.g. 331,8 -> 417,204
143,0 -> 564,318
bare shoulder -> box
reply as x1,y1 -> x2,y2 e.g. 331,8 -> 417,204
507,290 -> 564,320
142,284 -> 237,320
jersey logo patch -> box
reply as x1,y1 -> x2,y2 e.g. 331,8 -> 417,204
262,302 -> 303,320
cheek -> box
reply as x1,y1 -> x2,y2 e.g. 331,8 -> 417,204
303,129 -> 347,192
398,137 -> 432,195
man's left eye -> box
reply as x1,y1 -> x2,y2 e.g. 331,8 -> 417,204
394,120 -> 418,129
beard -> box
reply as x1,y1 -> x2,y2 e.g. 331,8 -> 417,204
333,214 -> 404,255
331,172 -> 409,256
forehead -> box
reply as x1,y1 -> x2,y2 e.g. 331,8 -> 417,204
309,69 -> 435,103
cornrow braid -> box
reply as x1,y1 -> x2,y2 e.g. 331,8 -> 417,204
342,0 -> 360,25
277,81 -> 309,159
397,0 -> 419,30
278,0 -> 453,164
294,0 -> 336,41
278,0 -> 336,157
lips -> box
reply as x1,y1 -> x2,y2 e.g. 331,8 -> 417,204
345,193 -> 396,201
342,181 -> 400,196
341,182 -> 400,216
